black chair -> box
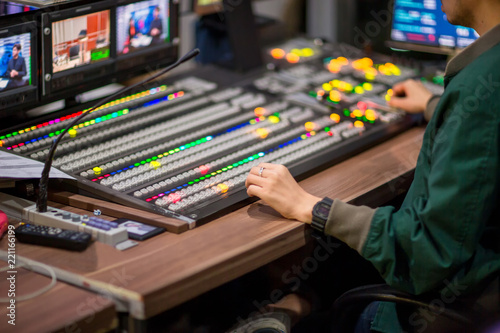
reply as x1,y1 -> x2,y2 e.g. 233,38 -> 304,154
331,284 -> 489,333
69,45 -> 80,59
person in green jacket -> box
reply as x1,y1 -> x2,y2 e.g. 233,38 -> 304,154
245,0 -> 500,331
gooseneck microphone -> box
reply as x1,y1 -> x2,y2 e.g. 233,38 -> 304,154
36,48 -> 200,212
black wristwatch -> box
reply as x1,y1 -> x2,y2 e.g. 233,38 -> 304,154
311,197 -> 333,233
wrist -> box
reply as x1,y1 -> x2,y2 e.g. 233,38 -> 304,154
297,195 -> 321,224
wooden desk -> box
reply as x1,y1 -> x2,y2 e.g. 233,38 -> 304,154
0,127 -> 425,322
0,260 -> 116,333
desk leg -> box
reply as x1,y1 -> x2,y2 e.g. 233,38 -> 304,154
118,312 -> 148,333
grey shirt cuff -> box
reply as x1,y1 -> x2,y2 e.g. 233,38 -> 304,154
324,199 -> 376,253
424,95 -> 440,122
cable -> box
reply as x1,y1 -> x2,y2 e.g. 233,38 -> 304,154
0,260 -> 57,302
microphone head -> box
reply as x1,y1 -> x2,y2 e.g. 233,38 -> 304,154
178,48 -> 200,63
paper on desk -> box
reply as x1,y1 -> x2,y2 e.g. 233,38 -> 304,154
0,150 -> 75,180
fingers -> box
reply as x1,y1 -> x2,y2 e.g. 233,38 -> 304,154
246,163 -> 288,197
391,81 -> 408,96
248,163 -> 288,178
387,96 -> 404,108
387,79 -> 432,113
246,183 -> 264,198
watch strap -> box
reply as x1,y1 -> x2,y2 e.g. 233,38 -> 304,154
311,197 -> 333,233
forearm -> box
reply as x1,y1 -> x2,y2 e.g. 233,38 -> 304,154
424,95 -> 440,121
324,200 -> 375,253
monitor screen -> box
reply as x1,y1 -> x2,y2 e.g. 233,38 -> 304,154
52,9 -> 111,73
390,0 -> 478,52
0,21 -> 38,113
0,31 -> 32,93
116,0 -> 170,56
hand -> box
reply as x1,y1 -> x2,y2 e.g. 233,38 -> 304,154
150,28 -> 159,36
245,163 -> 321,223
10,70 -> 18,78
387,79 -> 433,114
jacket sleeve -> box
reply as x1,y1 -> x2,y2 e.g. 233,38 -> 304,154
424,95 -> 440,122
362,87 -> 499,294
18,58 -> 27,77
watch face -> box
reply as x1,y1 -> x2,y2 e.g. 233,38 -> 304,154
314,202 -> 330,219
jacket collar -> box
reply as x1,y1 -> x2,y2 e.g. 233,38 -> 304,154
445,23 -> 500,81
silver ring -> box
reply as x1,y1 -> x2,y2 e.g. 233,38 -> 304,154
258,167 -> 264,177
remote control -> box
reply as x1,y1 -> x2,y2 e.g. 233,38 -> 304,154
15,223 -> 92,251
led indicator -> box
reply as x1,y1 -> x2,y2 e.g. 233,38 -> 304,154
304,122 -> 315,132
270,48 -> 286,59
365,109 -> 377,121
354,121 -> 364,128
268,115 -> 280,124
217,183 -> 229,194
150,161 -> 162,169
254,107 -> 266,117
353,109 -> 363,118
286,53 -> 300,63
256,128 -> 269,139
330,113 -> 341,123
329,90 -> 341,102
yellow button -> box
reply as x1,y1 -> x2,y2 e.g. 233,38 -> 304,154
304,122 -> 315,132
329,90 -> 341,102
365,109 -> 377,121
256,128 -> 269,139
353,109 -> 363,118
322,83 -> 333,91
286,53 -> 300,63
354,121 -> 364,128
270,48 -> 285,59
354,86 -> 364,94
268,115 -> 280,123
330,113 -> 340,123
254,107 -> 266,117
217,183 -> 229,194
150,161 -> 162,170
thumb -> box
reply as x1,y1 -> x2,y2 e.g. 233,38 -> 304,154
387,96 -> 406,109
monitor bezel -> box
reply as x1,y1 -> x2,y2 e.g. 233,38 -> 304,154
0,20 -> 39,112
41,1 -> 115,98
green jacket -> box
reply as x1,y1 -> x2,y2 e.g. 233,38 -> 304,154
324,24 -> 500,332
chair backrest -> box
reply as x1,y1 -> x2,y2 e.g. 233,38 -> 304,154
69,45 -> 80,59
331,284 -> 486,333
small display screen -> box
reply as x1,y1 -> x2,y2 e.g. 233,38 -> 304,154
391,0 -> 478,49
52,9 -> 111,73
0,32 -> 32,93
116,0 -> 170,56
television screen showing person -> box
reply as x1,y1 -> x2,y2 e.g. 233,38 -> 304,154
116,0 -> 170,56
0,33 -> 31,92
